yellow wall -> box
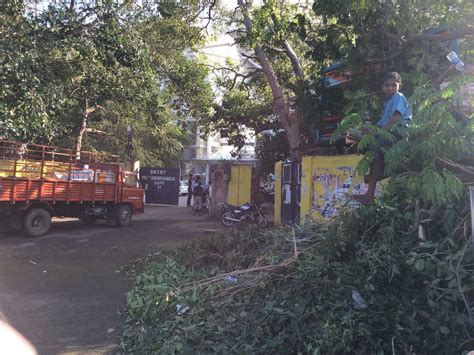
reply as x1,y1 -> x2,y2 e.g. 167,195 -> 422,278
274,161 -> 282,225
227,165 -> 253,206
301,155 -> 365,224
274,155 -> 384,225
300,156 -> 312,224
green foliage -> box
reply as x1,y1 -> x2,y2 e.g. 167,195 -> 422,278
387,75 -> 472,206
126,257 -> 193,323
211,79 -> 273,149
205,0 -> 320,158
310,0 -> 474,68
1,7 -> 69,142
120,1 -> 474,353
1,1 -> 214,166
255,131 -> 290,175
208,0 -> 474,161
121,192 -> 473,353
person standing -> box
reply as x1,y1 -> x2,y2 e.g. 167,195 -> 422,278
192,181 -> 204,215
186,174 -> 193,207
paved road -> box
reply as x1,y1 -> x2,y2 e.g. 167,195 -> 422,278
0,205 -> 221,355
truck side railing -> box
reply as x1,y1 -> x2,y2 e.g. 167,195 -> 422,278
0,140 -> 120,183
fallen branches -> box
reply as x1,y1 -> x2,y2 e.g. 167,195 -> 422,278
436,156 -> 474,183
455,235 -> 474,326
177,228 -> 317,295
122,198 -> 473,354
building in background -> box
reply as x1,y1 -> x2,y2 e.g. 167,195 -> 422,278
180,32 -> 260,183
180,129 -> 257,183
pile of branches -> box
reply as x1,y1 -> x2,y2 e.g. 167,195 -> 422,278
120,191 -> 473,354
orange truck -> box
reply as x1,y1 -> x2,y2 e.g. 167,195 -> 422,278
0,140 -> 144,237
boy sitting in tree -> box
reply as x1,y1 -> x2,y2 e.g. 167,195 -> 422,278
352,72 -> 412,205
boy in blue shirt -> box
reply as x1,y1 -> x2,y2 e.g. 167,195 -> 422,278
352,72 -> 412,205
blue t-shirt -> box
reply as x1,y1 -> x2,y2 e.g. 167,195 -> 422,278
376,92 -> 412,128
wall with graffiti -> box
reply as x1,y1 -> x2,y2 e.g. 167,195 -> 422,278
300,155 -> 381,223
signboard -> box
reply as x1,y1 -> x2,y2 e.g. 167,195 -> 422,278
140,167 -> 179,205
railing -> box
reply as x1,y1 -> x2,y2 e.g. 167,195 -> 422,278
0,140 -> 120,183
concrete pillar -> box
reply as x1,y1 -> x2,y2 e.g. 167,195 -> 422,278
210,166 -> 229,216
205,162 -> 210,185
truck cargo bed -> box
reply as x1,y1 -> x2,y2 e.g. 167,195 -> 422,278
0,178 -> 117,203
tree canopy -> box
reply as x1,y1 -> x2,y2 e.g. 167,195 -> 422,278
1,0 -> 214,166
204,0 -> 473,175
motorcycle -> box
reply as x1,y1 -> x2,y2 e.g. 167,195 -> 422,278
220,201 -> 269,228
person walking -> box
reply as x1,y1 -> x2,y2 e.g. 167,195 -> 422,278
186,174 -> 193,207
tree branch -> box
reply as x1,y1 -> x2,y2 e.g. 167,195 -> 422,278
230,5 -> 241,22
365,27 -> 474,64
84,128 -> 109,135
405,27 -> 474,45
283,39 -> 304,80
240,52 -> 259,61
226,29 -> 249,36
189,1 -> 208,23
238,0 -> 284,104
254,121 -> 282,133
267,12 -> 304,79
436,157 -> 474,183
199,0 -> 216,34
200,63 -> 258,89
262,44 -> 287,53
85,104 -> 107,115
208,64 -> 260,76
237,0 -> 301,159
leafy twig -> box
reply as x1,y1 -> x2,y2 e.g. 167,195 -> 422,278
456,238 -> 474,325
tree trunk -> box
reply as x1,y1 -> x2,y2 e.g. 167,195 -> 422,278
75,99 -> 89,160
238,0 -> 301,161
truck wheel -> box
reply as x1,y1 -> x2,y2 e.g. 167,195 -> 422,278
80,216 -> 97,226
23,208 -> 51,238
116,204 -> 132,227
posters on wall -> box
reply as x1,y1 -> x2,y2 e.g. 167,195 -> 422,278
312,166 -> 381,219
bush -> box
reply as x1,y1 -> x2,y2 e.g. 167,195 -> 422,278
121,193 -> 473,354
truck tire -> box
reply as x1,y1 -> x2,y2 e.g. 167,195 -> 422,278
116,204 -> 132,227
22,208 -> 51,238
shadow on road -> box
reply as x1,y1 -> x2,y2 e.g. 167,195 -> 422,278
0,205 -> 222,354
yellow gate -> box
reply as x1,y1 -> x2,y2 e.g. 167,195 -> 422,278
226,165 -> 253,206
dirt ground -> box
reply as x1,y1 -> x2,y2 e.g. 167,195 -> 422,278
0,205 -> 222,355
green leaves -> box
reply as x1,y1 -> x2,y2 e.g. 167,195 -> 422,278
121,193 -> 473,353
439,325 -> 450,335
414,258 -> 425,271
2,1 -> 214,166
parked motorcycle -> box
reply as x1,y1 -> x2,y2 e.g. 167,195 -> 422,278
221,201 -> 269,228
